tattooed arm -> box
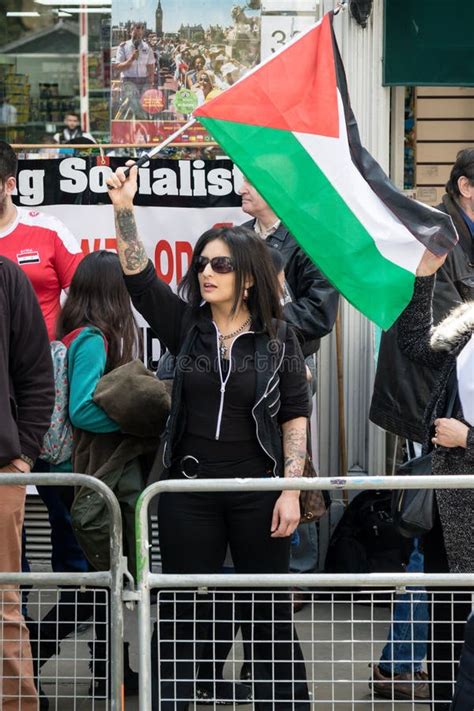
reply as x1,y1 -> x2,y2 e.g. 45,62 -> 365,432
270,416 -> 307,538
107,163 -> 148,275
282,417 -> 307,479
114,207 -> 148,275
107,162 -> 187,353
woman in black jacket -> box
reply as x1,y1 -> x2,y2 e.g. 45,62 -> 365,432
398,249 -> 474,711
107,164 -> 311,709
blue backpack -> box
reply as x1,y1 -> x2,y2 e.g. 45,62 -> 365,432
40,340 -> 73,465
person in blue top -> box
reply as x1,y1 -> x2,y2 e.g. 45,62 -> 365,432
32,250 -> 141,702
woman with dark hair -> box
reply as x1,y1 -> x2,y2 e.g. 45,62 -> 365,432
107,164 -> 311,709
185,53 -> 206,89
57,250 -> 140,389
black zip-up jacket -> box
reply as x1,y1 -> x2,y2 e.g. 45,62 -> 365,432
369,195 -> 474,442
124,261 -> 309,476
242,219 -> 339,356
0,257 -> 54,466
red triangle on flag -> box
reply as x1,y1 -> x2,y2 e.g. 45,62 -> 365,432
194,14 -> 339,138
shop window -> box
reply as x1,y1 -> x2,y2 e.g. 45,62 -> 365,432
0,1 -> 110,145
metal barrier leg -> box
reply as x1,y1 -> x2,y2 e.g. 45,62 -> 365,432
0,473 -> 125,711
136,487 -> 153,711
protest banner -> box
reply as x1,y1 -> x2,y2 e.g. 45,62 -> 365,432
14,156 -> 246,366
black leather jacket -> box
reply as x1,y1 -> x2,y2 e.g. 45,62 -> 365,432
124,261 -> 309,477
242,219 -> 339,356
369,195 -> 474,442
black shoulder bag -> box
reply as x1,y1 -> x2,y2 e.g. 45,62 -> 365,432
392,379 -> 458,538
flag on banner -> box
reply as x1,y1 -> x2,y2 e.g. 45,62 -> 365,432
193,13 -> 458,329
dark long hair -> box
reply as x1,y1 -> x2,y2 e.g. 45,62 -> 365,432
179,226 -> 283,335
57,251 -> 140,371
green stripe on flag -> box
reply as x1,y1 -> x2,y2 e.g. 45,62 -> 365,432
200,117 -> 414,329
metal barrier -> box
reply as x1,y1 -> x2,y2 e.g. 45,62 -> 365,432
136,474 -> 474,710
0,473 -> 127,711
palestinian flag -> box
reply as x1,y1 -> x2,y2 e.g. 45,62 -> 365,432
193,13 -> 458,329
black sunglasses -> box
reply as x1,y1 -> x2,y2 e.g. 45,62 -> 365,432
193,255 -> 235,274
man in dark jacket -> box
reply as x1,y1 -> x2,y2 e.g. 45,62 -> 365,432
0,256 -> 54,709
240,178 -> 339,603
370,149 -> 474,443
240,178 -> 339,358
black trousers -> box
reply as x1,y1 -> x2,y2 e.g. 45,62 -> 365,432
154,486 -> 310,710
424,508 -> 473,711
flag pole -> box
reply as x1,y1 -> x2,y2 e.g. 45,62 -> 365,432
333,0 -> 347,14
123,117 -> 197,177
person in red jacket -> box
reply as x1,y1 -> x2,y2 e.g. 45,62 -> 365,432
0,141 -> 88,584
0,141 -> 83,341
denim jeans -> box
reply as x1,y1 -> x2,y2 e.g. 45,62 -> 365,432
35,484 -> 88,573
25,458 -> 88,574
379,540 -> 429,675
22,461 -> 88,617
289,522 -> 319,574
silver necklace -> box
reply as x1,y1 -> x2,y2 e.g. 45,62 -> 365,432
218,316 -> 251,359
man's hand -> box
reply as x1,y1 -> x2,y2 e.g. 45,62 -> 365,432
416,248 -> 448,277
432,418 -> 469,449
106,162 -> 138,208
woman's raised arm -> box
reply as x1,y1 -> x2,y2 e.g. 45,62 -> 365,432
107,163 -> 148,275
107,162 -> 187,354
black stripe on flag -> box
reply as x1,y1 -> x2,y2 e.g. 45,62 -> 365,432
17,254 -> 40,265
329,12 -> 458,257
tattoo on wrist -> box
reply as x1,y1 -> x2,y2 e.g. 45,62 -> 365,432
115,207 -> 148,272
284,457 -> 303,477
283,425 -> 307,478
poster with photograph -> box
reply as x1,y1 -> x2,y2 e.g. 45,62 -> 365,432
110,0 -> 261,146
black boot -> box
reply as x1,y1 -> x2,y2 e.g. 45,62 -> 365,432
151,622 -> 190,711
124,642 -> 139,696
26,618 -> 52,711
88,638 -> 107,698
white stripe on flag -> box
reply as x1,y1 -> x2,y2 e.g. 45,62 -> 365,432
295,93 -> 425,274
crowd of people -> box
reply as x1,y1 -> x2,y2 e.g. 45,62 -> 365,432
112,21 -> 257,123
0,135 -> 473,710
